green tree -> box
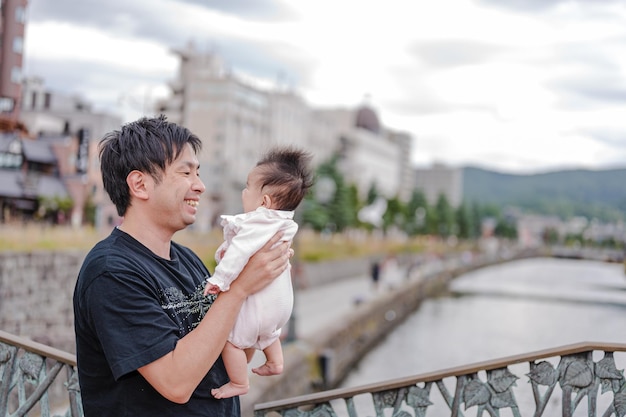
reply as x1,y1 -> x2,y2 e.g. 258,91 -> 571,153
542,227 -> 560,245
405,189 -> 428,236
346,184 -> 360,228
494,217 -> 518,239
435,194 -> 454,237
470,202 -> 483,238
456,202 -> 474,239
366,183 -> 379,205
382,196 -> 405,233
301,195 -> 327,231
303,154 -> 356,232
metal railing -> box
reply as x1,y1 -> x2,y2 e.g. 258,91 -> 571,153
3,329 -> 626,417
255,342 -> 626,417
0,330 -> 82,417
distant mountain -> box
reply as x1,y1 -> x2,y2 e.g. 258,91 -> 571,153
462,166 -> 626,222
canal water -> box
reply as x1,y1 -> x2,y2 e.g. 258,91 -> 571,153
341,257 -> 626,387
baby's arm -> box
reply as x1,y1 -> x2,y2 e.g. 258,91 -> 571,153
204,241 -> 230,295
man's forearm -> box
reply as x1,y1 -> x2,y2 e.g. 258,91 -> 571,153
138,287 -> 247,403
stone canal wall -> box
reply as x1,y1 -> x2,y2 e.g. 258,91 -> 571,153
0,251 -> 372,356
0,251 -> 83,353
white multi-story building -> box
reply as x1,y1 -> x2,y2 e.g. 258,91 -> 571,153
312,105 -> 412,201
157,44 -> 414,230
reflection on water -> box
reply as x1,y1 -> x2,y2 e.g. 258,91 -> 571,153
342,257 -> 626,388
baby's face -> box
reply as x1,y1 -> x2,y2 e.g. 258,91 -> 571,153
241,166 -> 265,212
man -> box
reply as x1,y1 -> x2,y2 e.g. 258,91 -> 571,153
73,115 -> 291,416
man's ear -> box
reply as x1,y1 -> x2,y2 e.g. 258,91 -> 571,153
261,194 -> 272,208
126,170 -> 150,201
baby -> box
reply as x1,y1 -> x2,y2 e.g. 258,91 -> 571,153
204,146 -> 314,399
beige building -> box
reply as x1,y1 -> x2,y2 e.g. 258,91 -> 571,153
157,44 -> 414,230
413,163 -> 463,208
157,45 -> 274,228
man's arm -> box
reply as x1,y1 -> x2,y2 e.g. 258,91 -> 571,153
138,232 -> 290,403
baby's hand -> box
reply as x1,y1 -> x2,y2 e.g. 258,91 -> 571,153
203,283 -> 222,296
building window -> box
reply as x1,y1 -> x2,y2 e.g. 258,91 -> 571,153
8,139 -> 21,154
13,36 -> 23,54
15,6 -> 26,24
0,97 -> 14,112
11,66 -> 21,84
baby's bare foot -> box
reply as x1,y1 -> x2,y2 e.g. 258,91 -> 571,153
252,362 -> 283,376
211,382 -> 249,399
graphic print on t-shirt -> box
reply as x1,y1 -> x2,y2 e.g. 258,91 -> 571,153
160,279 -> 217,333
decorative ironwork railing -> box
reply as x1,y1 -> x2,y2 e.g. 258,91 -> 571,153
0,330 -> 82,417
255,342 -> 626,417
3,330 -> 626,417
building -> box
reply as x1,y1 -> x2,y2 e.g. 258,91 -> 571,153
156,45 -> 273,229
312,105 -> 412,201
0,0 -> 28,124
0,0 -> 123,229
413,163 -> 463,208
157,44 -> 414,230
0,132 -> 75,223
20,77 -> 122,140
19,76 -> 123,228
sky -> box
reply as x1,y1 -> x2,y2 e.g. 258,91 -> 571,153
23,0 -> 626,174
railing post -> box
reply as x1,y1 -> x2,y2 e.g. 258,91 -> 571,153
0,344 -> 18,416
0,330 -> 82,417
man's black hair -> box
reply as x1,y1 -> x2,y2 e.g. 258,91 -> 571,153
99,115 -> 202,216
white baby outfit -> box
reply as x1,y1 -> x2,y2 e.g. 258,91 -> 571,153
207,206 -> 297,350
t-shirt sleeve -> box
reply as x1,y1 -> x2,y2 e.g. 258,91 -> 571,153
83,270 -> 180,380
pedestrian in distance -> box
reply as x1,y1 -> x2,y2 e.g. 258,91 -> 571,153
204,146 -> 314,399
370,259 -> 381,291
73,115 -> 292,417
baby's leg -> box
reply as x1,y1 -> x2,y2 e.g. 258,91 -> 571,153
244,347 -> 256,363
211,342 -> 250,399
252,339 -> 284,376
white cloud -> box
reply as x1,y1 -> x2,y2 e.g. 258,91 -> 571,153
26,22 -> 177,72
22,0 -> 626,173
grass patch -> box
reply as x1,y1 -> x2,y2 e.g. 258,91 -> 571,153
0,224 -> 460,264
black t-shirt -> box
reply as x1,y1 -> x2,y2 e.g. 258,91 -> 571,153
73,228 -> 239,416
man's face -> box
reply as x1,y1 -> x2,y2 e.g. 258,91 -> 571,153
151,143 -> 206,230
